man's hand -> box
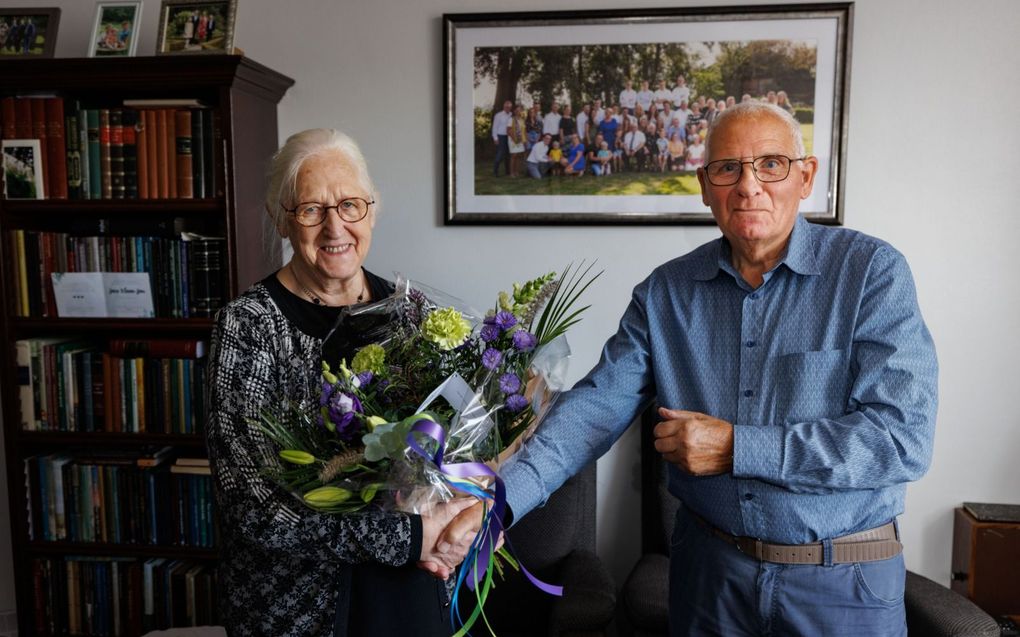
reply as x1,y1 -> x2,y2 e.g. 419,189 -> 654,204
418,498 -> 477,580
654,407 -> 734,475
418,500 -> 503,579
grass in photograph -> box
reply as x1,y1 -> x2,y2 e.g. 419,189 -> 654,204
475,162 -> 702,196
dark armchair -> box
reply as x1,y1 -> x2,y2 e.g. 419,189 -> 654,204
622,408 -> 1000,637
459,462 -> 616,637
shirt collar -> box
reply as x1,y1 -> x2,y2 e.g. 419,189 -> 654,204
692,214 -> 820,281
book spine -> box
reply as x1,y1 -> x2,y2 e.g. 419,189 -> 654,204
79,108 -> 90,199
109,108 -> 125,199
15,340 -> 36,429
14,97 -> 33,138
64,99 -> 83,200
156,110 -> 169,199
145,110 -> 159,198
187,239 -> 225,317
136,109 -> 149,199
191,109 -> 205,198
98,109 -> 112,199
30,98 -> 49,198
44,97 -> 68,199
174,110 -> 193,198
165,109 -> 178,198
86,110 -> 102,199
1,96 -> 16,139
122,109 -> 138,199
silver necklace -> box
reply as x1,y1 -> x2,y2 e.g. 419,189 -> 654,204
293,269 -> 365,306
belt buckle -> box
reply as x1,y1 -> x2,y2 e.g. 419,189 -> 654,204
734,536 -> 760,559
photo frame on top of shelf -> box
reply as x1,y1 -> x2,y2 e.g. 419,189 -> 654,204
443,4 -> 853,225
156,0 -> 236,55
88,1 -> 142,57
0,8 -> 61,58
2,139 -> 45,200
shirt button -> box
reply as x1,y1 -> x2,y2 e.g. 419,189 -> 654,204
744,493 -> 755,501
743,389 -> 754,397
745,340 -> 756,348
749,293 -> 759,299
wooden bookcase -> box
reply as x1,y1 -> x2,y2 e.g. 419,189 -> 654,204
0,56 -> 292,635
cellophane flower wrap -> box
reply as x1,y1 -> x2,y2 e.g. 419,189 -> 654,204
252,264 -> 601,635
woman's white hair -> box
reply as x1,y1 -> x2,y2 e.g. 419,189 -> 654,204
705,101 -> 805,160
264,128 -> 378,231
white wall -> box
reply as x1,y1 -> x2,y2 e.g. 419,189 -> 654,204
3,0 -> 1020,614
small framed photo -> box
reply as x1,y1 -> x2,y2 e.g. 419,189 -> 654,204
2,140 -> 45,200
88,1 -> 142,57
0,8 -> 61,58
156,0 -> 236,54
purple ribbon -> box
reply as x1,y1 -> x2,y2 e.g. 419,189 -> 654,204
407,416 -> 563,596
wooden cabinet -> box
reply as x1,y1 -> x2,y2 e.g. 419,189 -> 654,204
0,55 -> 292,635
952,506 -> 1020,617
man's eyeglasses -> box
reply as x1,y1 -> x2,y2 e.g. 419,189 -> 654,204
283,197 -> 374,226
703,155 -> 806,186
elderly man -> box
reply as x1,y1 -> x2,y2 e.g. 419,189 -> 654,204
441,101 -> 937,637
490,100 -> 513,177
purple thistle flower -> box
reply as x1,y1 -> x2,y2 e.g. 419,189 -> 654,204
494,311 -> 517,332
356,371 -> 374,387
483,315 -> 497,325
505,394 -> 529,413
480,324 -> 500,343
481,347 -> 503,370
512,330 -> 537,351
499,373 -> 522,394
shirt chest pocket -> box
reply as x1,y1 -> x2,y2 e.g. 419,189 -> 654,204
774,348 -> 851,424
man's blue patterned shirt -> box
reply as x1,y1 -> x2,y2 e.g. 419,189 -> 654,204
501,215 -> 938,543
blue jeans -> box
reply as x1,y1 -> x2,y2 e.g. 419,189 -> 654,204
526,161 -> 549,179
668,507 -> 906,637
493,134 -> 510,176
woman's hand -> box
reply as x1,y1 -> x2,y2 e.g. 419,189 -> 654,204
417,498 -> 478,579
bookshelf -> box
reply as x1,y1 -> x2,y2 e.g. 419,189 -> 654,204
0,56 -> 293,635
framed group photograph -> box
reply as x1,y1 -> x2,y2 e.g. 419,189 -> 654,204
443,4 -> 853,225
88,1 -> 142,57
156,0 -> 236,54
0,8 -> 61,58
2,140 -> 45,200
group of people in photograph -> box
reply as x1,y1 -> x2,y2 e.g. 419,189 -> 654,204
490,75 -> 799,181
0,17 -> 39,56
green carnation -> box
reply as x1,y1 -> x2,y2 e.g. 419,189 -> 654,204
352,344 -> 386,374
421,307 -> 471,350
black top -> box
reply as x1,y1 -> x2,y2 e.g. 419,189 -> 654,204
263,268 -> 395,366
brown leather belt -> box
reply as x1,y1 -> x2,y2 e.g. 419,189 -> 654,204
691,512 -> 901,565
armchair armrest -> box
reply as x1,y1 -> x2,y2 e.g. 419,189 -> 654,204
622,553 -> 670,632
904,570 -> 1000,637
549,549 -> 617,635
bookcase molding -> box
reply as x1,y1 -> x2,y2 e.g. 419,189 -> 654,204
0,55 -> 293,635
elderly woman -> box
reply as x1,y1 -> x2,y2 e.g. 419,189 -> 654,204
206,129 -> 470,636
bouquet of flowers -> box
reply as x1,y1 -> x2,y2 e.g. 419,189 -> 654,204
253,263 -> 601,633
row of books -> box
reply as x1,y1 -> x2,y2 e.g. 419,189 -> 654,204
32,555 -> 217,636
25,453 -> 216,548
1,96 -> 221,200
7,229 -> 226,318
16,338 -> 208,434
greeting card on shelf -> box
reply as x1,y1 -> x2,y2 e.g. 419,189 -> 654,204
51,272 -> 154,318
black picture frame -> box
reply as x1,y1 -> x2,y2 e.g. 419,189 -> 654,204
0,8 -> 61,58
443,3 -> 853,225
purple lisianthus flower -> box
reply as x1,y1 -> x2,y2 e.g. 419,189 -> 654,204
320,381 -> 336,406
356,371 -> 374,387
512,330 -> 537,351
494,311 -> 517,332
327,391 -> 363,441
505,393 -> 529,413
499,373 -> 522,394
481,347 -> 503,370
480,324 -> 500,343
